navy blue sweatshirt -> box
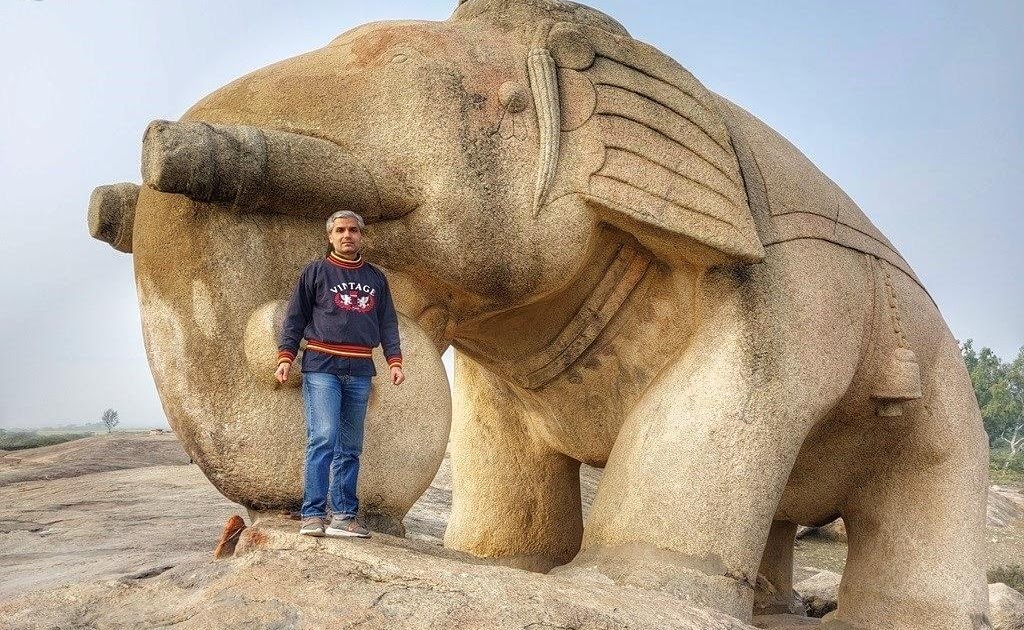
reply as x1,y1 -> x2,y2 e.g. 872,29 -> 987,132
277,252 -> 402,377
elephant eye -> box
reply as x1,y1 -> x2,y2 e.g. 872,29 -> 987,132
387,45 -> 426,66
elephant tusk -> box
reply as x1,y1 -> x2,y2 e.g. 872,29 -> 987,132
527,28 -> 560,218
88,182 -> 139,254
528,21 -> 561,218
141,120 -> 418,223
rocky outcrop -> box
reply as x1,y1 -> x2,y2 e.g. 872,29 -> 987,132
0,463 -> 238,599
990,582 -> 1024,630
793,570 -> 841,618
989,486 -> 1024,528
0,434 -> 757,628
0,433 -> 189,486
4,432 -> 1015,630
1,514 -> 757,629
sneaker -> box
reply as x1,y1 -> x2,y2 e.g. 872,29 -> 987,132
325,515 -> 370,538
299,516 -> 326,537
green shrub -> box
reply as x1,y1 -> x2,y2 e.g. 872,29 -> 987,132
989,447 -> 1024,485
0,431 -> 91,451
991,447 -> 1024,471
988,564 -> 1024,592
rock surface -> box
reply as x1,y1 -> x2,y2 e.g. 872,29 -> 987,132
0,434 -> 762,629
0,433 -> 189,486
0,434 -> 755,629
0,436 -> 237,599
990,582 -> 1024,630
1,527 -> 756,629
3,433 -> 1019,630
793,570 -> 841,618
751,614 -> 821,628
989,486 -> 1024,528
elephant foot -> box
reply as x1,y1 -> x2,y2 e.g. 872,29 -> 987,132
753,575 -> 806,616
486,553 -> 563,573
361,510 -> 406,537
551,543 -> 754,621
817,614 -> 870,630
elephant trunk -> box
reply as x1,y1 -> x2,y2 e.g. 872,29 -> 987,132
141,120 -> 418,222
88,182 -> 139,253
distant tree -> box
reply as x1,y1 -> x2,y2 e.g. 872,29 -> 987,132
996,348 -> 1024,469
1001,425 -> 1024,470
961,341 -> 1024,452
101,408 -> 119,434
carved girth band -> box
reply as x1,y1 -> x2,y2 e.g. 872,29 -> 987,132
504,241 -> 653,390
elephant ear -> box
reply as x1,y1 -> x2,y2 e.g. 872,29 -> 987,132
528,22 -> 765,265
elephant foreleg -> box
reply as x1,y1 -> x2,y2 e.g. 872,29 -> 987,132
444,351 -> 582,572
567,266 -> 864,620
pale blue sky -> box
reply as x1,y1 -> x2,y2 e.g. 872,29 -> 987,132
1,1 -> 1021,428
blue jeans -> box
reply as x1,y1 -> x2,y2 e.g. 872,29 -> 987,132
300,372 -> 372,519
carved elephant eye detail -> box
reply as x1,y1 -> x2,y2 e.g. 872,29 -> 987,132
499,81 -> 528,114
388,46 -> 424,65
494,81 -> 529,142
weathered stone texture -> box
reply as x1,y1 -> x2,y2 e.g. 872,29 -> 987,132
86,1 -> 990,628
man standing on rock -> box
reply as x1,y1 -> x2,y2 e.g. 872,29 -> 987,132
275,210 -> 405,538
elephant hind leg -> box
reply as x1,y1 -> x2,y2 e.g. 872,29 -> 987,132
754,520 -> 804,616
444,352 -> 582,572
828,339 -> 990,630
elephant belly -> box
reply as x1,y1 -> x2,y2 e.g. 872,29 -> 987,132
528,396 -> 624,467
776,404 -> 899,527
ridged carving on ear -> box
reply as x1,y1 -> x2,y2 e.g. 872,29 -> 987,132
527,24 -> 560,217
574,26 -> 762,263
519,15 -> 763,263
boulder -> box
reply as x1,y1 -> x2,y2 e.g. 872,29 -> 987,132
990,582 -> 1024,630
794,570 -> 841,618
796,519 -> 847,543
989,486 -> 1024,528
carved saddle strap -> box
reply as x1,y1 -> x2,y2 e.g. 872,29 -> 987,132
506,241 -> 653,390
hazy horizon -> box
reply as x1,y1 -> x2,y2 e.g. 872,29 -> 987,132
2,1 -> 1021,429
1,423 -> 168,432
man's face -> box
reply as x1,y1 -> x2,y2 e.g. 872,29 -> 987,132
328,217 -> 363,259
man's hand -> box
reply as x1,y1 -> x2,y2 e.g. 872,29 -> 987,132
275,362 -> 290,384
391,365 -> 405,386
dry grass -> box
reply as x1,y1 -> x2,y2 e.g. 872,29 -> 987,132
988,564 -> 1024,591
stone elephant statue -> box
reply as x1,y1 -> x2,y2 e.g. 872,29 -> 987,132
88,1 -> 990,628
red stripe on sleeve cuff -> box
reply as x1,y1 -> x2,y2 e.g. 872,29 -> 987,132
278,350 -> 296,364
386,355 -> 403,368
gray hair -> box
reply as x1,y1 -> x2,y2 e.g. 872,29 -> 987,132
325,210 -> 365,232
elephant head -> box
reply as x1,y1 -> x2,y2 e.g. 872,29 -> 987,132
88,0 -> 764,527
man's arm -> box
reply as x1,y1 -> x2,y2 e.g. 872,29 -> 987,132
377,274 -> 404,385
276,265 -> 315,381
